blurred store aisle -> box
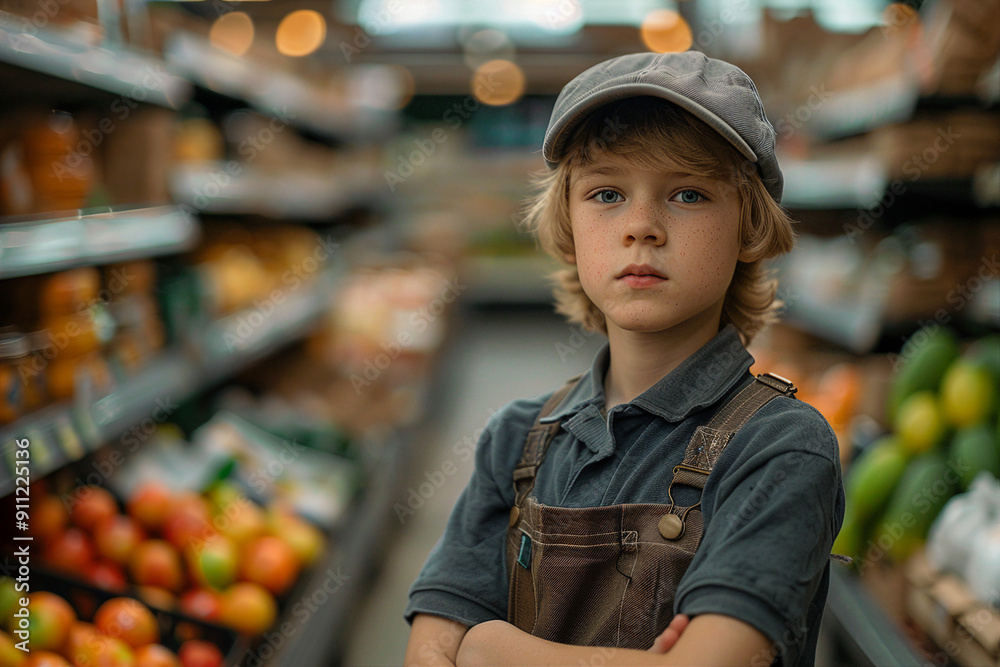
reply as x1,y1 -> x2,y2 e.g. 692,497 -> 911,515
344,307 -> 605,667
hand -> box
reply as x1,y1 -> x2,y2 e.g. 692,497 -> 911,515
648,614 -> 690,653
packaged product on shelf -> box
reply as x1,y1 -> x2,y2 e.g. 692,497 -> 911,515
102,107 -> 176,206
922,0 -> 1000,95
173,109 -> 225,166
39,267 -> 101,319
0,0 -> 102,43
34,268 -> 117,402
0,331 -> 30,425
104,261 -> 165,375
324,260 -> 456,380
0,110 -> 95,216
196,238 -> 271,316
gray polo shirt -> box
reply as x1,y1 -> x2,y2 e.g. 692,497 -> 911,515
405,325 -> 845,667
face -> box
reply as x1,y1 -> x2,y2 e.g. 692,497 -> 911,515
566,153 -> 744,338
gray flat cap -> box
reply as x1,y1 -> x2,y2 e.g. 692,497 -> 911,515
543,51 -> 783,202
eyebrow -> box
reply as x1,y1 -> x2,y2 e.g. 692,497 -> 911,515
575,166 -> 713,181
575,164 -> 627,179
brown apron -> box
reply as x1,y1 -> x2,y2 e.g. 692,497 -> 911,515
505,373 -> 797,648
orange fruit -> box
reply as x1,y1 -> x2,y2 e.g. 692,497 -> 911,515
68,633 -> 135,667
69,486 -> 117,532
93,598 -> 159,649
177,640 -> 223,667
24,651 -> 70,667
133,644 -> 180,667
127,483 -> 173,532
218,583 -> 276,636
129,541 -> 184,593
30,496 -> 69,543
177,589 -> 221,623
94,516 -> 145,565
25,592 -> 75,653
239,536 -> 299,595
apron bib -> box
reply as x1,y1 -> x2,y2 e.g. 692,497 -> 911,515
506,373 -> 797,648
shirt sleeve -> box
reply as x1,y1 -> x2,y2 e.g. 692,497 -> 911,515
674,399 -> 846,667
404,405 -> 527,627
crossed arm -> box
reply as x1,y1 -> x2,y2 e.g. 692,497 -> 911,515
404,612 -> 772,667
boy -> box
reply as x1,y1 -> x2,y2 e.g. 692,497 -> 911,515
404,51 -> 845,667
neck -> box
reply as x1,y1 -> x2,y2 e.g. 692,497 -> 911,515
603,315 -> 724,412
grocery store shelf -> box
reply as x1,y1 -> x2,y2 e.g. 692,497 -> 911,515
825,566 -> 927,667
0,269 -> 341,497
0,205 -> 200,279
266,429 -> 409,667
164,32 -> 399,143
806,71 -> 921,141
0,16 -> 191,108
781,295 -> 885,354
170,164 -> 385,220
464,254 -> 560,306
781,155 -> 1000,214
780,154 -> 889,210
265,334 -> 456,667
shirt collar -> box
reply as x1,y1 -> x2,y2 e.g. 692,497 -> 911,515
541,324 -> 754,424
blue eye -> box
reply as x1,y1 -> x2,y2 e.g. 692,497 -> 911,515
595,190 -> 622,204
676,190 -> 702,204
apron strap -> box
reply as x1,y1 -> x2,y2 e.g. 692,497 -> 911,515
512,374 -> 583,510
671,373 -> 797,492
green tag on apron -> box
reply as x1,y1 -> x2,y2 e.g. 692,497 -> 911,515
517,533 -> 532,570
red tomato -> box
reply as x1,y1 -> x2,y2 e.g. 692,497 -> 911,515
177,640 -> 223,667
69,486 -> 117,531
133,644 -> 181,667
93,598 -> 159,649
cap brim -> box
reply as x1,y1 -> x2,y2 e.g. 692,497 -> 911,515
543,83 -> 759,170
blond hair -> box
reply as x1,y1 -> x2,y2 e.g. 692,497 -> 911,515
522,97 -> 795,344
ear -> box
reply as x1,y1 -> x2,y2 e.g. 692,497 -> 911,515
565,252 -> 576,264
737,247 -> 755,263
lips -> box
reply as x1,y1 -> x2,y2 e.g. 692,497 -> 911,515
616,264 -> 666,279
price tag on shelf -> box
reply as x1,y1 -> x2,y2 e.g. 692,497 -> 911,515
25,427 -> 52,470
1,437 -> 19,479
55,413 -> 85,460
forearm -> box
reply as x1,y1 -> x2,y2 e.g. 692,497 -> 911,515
457,616 -> 772,667
405,614 -> 469,667
456,622 -> 671,667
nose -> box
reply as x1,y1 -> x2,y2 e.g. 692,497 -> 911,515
621,201 -> 666,247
